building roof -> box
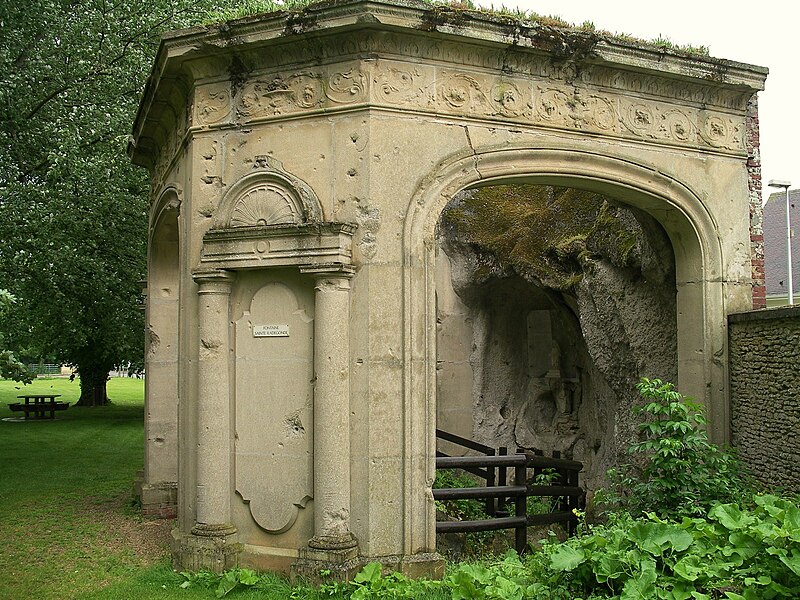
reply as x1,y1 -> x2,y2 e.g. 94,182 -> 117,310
128,0 -> 768,169
764,188 -> 800,297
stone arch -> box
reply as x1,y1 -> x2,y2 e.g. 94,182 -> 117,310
402,145 -> 727,553
142,185 -> 182,516
215,156 -> 324,228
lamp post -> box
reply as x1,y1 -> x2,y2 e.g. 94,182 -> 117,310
768,179 -> 793,306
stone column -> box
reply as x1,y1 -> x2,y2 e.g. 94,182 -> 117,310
184,269 -> 239,571
292,265 -> 358,581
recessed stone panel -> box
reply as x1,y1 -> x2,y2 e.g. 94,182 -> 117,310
234,277 -> 314,535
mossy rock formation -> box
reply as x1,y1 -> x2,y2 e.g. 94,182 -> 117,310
436,185 -> 678,487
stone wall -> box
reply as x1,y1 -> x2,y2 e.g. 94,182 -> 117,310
746,96 -> 766,309
729,307 -> 800,492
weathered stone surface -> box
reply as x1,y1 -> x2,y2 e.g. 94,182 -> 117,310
729,307 -> 800,493
131,0 -> 766,574
436,186 -> 677,488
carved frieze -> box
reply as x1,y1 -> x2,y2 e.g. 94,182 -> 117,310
222,31 -> 754,112
189,52 -> 747,155
367,61 -> 745,152
236,65 -> 367,120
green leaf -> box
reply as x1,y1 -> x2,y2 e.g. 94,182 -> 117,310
673,555 -> 704,582
550,546 -> 586,571
238,568 -> 259,586
354,562 -> 382,584
709,504 -> 753,530
216,571 -> 239,598
629,521 -> 693,555
620,559 -> 657,599
486,576 -> 523,600
785,505 -> 800,541
448,569 -> 486,600
726,532 -> 760,560
595,553 -> 626,583
779,550 -> 800,577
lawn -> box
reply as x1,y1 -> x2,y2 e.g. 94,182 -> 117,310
0,377 -> 180,600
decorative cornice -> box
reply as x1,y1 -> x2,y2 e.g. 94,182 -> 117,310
130,0 -> 768,174
201,222 -> 357,271
192,58 -> 746,154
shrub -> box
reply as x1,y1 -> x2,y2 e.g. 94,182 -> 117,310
537,494 -> 800,599
600,378 -> 752,519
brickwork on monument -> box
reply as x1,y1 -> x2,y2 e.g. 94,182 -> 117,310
746,96 -> 766,309
729,307 -> 800,492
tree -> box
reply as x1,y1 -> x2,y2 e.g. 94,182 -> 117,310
0,0 -> 228,404
0,290 -> 33,384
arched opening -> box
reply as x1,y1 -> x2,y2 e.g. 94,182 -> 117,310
142,189 -> 181,515
434,184 -> 678,491
402,148 -> 725,554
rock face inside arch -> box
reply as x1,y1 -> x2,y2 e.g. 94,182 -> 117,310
130,0 -> 766,577
435,186 -> 678,490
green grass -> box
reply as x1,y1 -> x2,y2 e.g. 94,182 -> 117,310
0,377 -> 157,600
0,378 -> 365,600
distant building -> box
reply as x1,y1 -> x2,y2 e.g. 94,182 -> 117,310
764,188 -> 800,306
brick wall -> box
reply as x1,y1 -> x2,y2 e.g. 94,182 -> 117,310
728,307 -> 800,492
746,95 -> 766,309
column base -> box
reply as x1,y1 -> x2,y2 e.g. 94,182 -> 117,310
172,525 -> 241,574
308,531 -> 358,550
290,544 -> 360,584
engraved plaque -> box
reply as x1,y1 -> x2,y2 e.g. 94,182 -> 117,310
253,324 -> 290,337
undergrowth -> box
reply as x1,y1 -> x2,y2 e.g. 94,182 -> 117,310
599,378 -> 754,519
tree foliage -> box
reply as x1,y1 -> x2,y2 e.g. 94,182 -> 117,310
599,378 -> 752,519
0,0 -> 225,403
0,290 -> 33,383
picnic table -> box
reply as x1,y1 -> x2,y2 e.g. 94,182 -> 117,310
8,394 -> 70,420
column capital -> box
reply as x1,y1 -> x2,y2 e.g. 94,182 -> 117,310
193,269 -> 236,294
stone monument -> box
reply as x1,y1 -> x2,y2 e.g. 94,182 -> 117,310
129,0 -> 767,577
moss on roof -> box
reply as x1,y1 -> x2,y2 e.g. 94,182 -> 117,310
201,0 -> 710,57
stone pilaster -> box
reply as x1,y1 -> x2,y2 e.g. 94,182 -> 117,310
292,264 -> 359,582
184,269 -> 239,571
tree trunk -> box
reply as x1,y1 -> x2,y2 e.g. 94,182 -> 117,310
75,365 -> 110,406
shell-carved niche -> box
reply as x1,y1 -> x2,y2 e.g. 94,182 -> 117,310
220,155 -> 323,228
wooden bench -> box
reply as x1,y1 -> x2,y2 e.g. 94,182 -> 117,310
8,395 -> 70,420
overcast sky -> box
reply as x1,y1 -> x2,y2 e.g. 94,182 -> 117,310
481,0 -> 799,203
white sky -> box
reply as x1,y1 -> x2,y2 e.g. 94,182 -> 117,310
480,0 -> 800,202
